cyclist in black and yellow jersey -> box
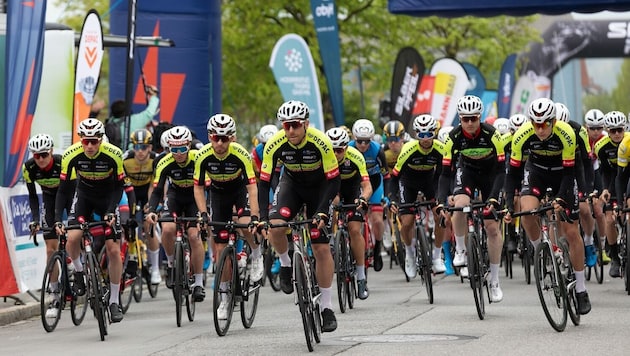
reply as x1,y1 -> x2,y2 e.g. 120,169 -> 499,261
326,127 -> 373,300
123,129 -> 162,285
54,118 -> 128,322
383,120 -> 406,175
259,100 -> 340,332
194,114 -> 263,319
391,114 -> 448,278
437,95 -> 506,303
146,126 -> 206,302
504,98 -> 591,315
597,111 -> 630,277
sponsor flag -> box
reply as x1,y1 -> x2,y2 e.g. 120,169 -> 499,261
462,62 -> 486,98
269,34 -> 325,131
510,70 -> 551,116
429,58 -> 469,127
497,54 -> 516,119
72,10 -> 104,143
390,47 -> 424,133
3,0 -> 47,187
310,0 -> 345,126
412,75 -> 435,116
481,90 -> 498,120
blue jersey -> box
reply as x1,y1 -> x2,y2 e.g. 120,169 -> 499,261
348,140 -> 388,178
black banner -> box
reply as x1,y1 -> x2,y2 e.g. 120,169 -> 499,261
390,47 -> 424,132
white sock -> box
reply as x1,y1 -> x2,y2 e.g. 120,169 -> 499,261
455,235 -> 466,252
148,249 -> 160,269
73,257 -> 84,272
575,270 -> 586,293
279,251 -> 291,267
319,286 -> 333,310
583,234 -> 594,246
490,263 -> 500,283
50,282 -> 59,294
250,246 -> 261,259
194,273 -> 203,287
167,254 -> 174,267
433,246 -> 442,260
219,282 -> 228,301
109,283 -> 120,305
356,265 -> 366,280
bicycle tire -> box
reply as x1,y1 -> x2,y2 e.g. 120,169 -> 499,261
347,241 -> 356,310
120,251 -> 135,314
394,229 -> 409,282
173,242 -> 184,327
86,252 -> 108,341
594,233 -> 604,284
534,241 -> 567,332
558,238 -> 580,326
240,254 -> 261,328
70,290 -> 88,326
521,229 -> 532,285
213,246 -> 236,336
416,225 -> 433,304
467,232 -> 485,320
294,252 -> 315,352
146,264 -> 159,298
265,247 -> 282,292
185,244 -> 195,323
334,230 -> 348,313
310,255 -> 322,344
624,219 -> 630,294
40,253 -> 64,332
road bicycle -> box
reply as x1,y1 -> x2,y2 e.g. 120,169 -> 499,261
264,239 -> 282,292
388,210 -> 408,281
584,194 -> 604,284
206,220 -> 261,336
157,215 -> 198,327
398,200 -> 436,304
38,227 -> 88,332
331,203 -> 358,313
614,207 -> 630,294
270,219 -> 321,352
126,221 -> 159,303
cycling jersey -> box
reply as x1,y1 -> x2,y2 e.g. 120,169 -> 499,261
348,139 -> 390,196
122,150 -> 156,187
613,134 -> 630,202
148,150 -> 198,214
384,149 -> 399,175
594,133 -> 629,196
194,142 -> 256,192
567,120 -> 594,194
338,146 -> 370,201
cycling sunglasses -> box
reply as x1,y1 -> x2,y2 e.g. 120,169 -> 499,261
134,143 -> 150,151
170,146 -> 189,154
333,147 -> 346,154
210,134 -> 232,143
81,138 -> 101,146
33,152 -> 50,160
356,139 -> 371,145
282,120 -> 304,130
609,127 -> 625,134
416,131 -> 435,139
460,116 -> 480,123
532,120 -> 553,130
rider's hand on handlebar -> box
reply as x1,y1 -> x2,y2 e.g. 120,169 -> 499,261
146,212 -> 158,224
104,213 -> 116,227
355,197 -> 369,213
54,222 -> 65,236
28,221 -> 39,233
312,213 -> 329,230
389,201 -> 399,214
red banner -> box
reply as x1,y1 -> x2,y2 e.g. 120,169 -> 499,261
412,75 -> 435,116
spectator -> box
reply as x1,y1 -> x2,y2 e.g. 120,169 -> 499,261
105,85 -> 160,149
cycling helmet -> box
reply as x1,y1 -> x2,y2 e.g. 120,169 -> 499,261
167,126 -> 192,146
130,129 -> 153,145
604,111 -> 627,129
584,109 -> 605,128
383,120 -> 405,138
412,114 -> 438,134
508,114 -> 527,132
493,118 -> 510,135
456,95 -> 483,116
555,103 -> 570,123
403,132 -> 412,142
258,124 -> 278,144
437,126 -> 454,143
160,129 -> 171,149
527,98 -> 556,123
102,134 -> 109,143
77,118 -> 105,137
325,127 -> 350,149
352,119 -> 375,139
207,114 -> 236,135
28,133 -> 54,153
277,100 -> 309,122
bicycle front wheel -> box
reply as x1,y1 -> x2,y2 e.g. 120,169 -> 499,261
213,246 -> 236,336
393,228 -> 409,282
467,233 -> 485,320
416,226 -> 433,304
241,252 -> 261,328
173,242 -> 184,327
41,253 -> 64,332
558,238 -> 580,326
86,252 -> 108,341
294,252 -> 315,352
534,240 -> 567,332
265,247 -> 281,292
334,230 -> 348,313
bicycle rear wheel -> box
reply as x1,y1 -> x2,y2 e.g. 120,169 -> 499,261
558,238 -> 580,326
173,242 -> 184,327
86,252 -> 108,341
467,232 -> 485,320
520,230 -> 532,285
120,255 -> 135,314
347,248 -> 356,310
213,246 -> 236,336
334,230 -> 348,313
40,253 -> 64,332
393,228 -> 409,282
416,225 -> 433,304
241,254 -> 261,328
265,247 -> 281,292
185,245 -> 195,322
534,240 -> 567,332
294,252 -> 315,352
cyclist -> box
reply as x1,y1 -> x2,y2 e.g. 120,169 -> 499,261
504,98 -> 591,315
24,134 -> 75,318
146,126 -> 206,302
349,119 -> 390,272
596,111 -> 629,277
252,124 -> 278,177
194,114 -> 264,318
555,103 -> 598,268
390,114 -> 448,277
53,118 -> 127,322
493,118 -> 511,136
123,129 -> 162,285
259,100 -> 340,332
326,127 -> 373,300
383,120 -> 406,175
437,95 -> 506,302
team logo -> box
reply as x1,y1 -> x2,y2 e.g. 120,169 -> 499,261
285,48 -> 303,73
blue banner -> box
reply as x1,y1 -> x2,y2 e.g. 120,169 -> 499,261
481,90 -> 498,120
4,0 -> 47,187
310,0 -> 345,127
497,54 -> 516,119
462,62 -> 486,98
269,34 -> 325,131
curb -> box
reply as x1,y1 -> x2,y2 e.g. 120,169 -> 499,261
0,303 -> 40,327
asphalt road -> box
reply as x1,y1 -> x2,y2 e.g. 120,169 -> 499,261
2,255 -> 629,356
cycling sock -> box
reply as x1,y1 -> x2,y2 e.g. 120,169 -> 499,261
279,251 -> 291,267
455,235 -> 466,252
73,257 -> 84,272
530,238 -> 540,250
356,265 -> 366,280
167,254 -> 174,267
490,263 -> 500,283
194,273 -> 203,287
219,282 -> 228,301
574,270 -> 586,293
50,281 -> 59,293
109,283 -> 120,305
405,244 -> 415,256
148,249 -> 160,269
319,286 -> 333,310
583,234 -> 594,246
432,247 -> 442,260
250,246 -> 261,259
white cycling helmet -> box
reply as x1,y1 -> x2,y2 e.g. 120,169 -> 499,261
437,126 -> 454,143
493,118 -> 510,135
584,109 -> 605,128
352,119 -> 375,139
167,126 -> 192,146
456,95 -> 483,116
258,124 -> 278,144
160,129 -> 171,149
325,127 -> 350,149
28,134 -> 54,153
207,114 -> 236,135
413,114 -> 438,134
508,114 -> 528,132
77,118 -> 105,137
555,103 -> 570,123
277,100 -> 309,122
528,98 -> 556,124
604,111 -> 627,129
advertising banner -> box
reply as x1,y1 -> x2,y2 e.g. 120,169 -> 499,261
497,54 -> 516,119
462,62 -> 486,98
269,33 -> 325,131
429,58 -> 469,127
390,47 -> 424,133
411,75 -> 435,116
510,71 -> 551,116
